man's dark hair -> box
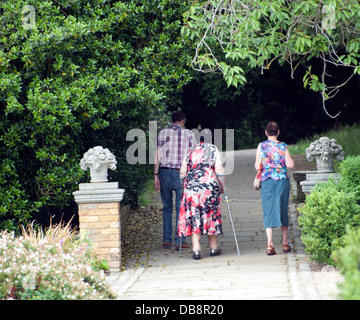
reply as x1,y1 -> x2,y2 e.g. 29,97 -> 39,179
172,111 -> 186,123
265,121 -> 279,136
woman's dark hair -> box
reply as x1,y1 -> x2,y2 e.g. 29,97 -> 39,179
172,111 -> 186,123
265,121 -> 279,136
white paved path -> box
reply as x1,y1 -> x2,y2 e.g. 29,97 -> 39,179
108,149 -> 343,301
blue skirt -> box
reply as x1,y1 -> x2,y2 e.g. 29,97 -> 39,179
261,178 -> 290,229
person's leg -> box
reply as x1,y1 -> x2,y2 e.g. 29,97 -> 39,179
279,179 -> 291,252
262,179 -> 280,255
207,235 -> 219,250
265,227 -> 276,255
159,170 -> 173,245
191,233 -> 201,251
191,233 -> 201,260
282,225 -> 291,252
173,170 -> 184,245
282,226 -> 289,245
208,234 -> 222,256
266,227 -> 273,247
279,179 -> 290,229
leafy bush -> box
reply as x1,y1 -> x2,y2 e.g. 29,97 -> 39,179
298,155 -> 360,266
0,222 -> 115,300
0,0 -> 193,231
333,226 -> 360,300
338,155 -> 360,198
298,180 -> 360,266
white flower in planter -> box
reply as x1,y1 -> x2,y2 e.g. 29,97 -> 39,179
80,146 -> 117,182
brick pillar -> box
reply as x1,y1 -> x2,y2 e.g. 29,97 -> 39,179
73,182 -> 125,273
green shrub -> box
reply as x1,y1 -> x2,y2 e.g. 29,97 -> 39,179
0,223 -> 115,300
0,0 -> 193,231
338,155 -> 360,198
333,226 -> 360,300
298,180 -> 360,266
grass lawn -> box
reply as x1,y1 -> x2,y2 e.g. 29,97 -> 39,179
289,124 -> 360,157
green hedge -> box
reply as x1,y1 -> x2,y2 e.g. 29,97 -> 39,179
0,0 -> 193,232
298,156 -> 360,266
333,226 -> 360,300
337,155 -> 360,197
298,180 -> 360,266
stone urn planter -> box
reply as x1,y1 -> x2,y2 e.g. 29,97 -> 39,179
305,137 -> 344,172
80,146 -> 117,182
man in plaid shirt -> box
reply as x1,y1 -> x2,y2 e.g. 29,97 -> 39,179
154,111 -> 196,249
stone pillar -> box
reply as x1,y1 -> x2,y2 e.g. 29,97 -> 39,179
73,146 -> 125,273
292,171 -> 314,202
73,182 -> 125,273
300,172 -> 341,194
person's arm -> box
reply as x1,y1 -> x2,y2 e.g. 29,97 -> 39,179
214,146 -> 224,176
214,146 -> 225,192
180,155 -> 188,179
254,143 -> 262,171
285,148 -> 295,169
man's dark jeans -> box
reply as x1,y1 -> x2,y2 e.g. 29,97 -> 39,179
159,168 -> 183,245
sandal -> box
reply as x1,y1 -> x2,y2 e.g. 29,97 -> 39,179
266,245 -> 276,255
283,244 -> 291,253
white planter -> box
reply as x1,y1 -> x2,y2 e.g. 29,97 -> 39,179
315,154 -> 334,172
306,137 -> 344,173
80,146 -> 117,183
89,163 -> 110,182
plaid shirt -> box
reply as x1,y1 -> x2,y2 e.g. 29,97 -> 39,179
157,124 -> 196,169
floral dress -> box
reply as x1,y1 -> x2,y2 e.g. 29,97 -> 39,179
177,143 -> 223,237
260,140 -> 289,181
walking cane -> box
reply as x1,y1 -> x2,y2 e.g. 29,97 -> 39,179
179,177 -> 184,255
218,175 -> 241,255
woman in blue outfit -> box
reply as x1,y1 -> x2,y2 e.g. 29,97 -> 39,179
254,121 -> 294,255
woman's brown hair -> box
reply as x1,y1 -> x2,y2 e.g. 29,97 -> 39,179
265,121 -> 279,136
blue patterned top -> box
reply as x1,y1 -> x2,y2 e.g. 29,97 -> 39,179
260,140 -> 289,181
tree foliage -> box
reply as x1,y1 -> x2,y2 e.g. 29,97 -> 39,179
182,0 -> 360,117
0,0 -> 192,231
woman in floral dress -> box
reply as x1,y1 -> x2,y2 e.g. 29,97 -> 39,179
178,134 -> 225,260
